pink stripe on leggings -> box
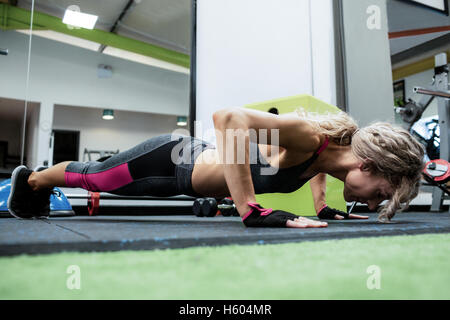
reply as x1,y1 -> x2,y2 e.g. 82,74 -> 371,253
65,163 -> 133,192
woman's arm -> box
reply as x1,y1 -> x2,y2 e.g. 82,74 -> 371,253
213,109 -> 256,216
310,173 -> 327,214
310,173 -> 369,220
213,107 -> 321,217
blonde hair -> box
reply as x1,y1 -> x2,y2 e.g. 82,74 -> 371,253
296,107 -> 425,222
296,107 -> 358,146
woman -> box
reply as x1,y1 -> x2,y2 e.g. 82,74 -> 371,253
8,107 -> 425,228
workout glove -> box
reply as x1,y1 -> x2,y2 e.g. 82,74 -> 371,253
242,202 -> 298,228
317,205 -> 349,220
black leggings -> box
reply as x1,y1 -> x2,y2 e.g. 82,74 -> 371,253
64,134 -> 215,197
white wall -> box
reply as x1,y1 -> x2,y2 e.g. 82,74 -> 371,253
0,30 -> 189,116
25,104 -> 40,168
343,0 -> 395,126
195,0 -> 337,144
52,105 -> 182,162
310,0 -> 337,106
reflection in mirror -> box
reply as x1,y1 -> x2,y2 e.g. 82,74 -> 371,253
51,105 -> 183,165
0,98 -> 39,176
2,0 -> 191,173
0,0 -> 35,177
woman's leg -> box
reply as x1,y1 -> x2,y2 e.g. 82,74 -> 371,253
28,161 -> 70,191
60,135 -> 181,196
9,134 -> 185,218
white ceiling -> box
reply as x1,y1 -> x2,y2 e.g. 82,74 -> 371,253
12,1 -> 449,62
387,0 -> 450,56
16,0 -> 191,54
389,30 -> 449,55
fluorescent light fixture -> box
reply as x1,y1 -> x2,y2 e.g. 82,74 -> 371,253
408,0 -> 448,13
63,9 -> 98,30
177,116 -> 187,126
103,46 -> 190,74
16,30 -> 101,51
102,109 -> 114,120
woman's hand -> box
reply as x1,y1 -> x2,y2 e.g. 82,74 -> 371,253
317,205 -> 369,220
242,203 -> 328,228
286,216 -> 328,228
310,174 -> 368,220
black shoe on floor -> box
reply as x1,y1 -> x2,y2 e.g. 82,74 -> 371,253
33,167 -> 53,217
7,165 -> 35,219
7,165 -> 51,219
32,187 -> 53,217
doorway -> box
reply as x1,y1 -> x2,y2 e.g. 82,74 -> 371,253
52,130 -> 80,165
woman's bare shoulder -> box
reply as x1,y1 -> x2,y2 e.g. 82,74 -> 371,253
277,112 -> 321,153
214,107 -> 320,151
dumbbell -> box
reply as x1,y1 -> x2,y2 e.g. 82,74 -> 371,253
193,197 -> 238,217
192,198 -> 208,217
218,198 -> 236,216
221,198 -> 240,216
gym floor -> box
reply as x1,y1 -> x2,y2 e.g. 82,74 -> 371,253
1,211 -> 449,256
0,211 -> 449,299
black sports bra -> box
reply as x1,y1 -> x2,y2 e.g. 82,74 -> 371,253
249,137 -> 329,194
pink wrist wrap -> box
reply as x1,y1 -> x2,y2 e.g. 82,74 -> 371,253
317,204 -> 328,216
242,202 -> 273,221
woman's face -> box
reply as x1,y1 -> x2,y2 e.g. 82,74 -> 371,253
343,164 -> 394,211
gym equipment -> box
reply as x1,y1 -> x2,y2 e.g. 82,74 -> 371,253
218,198 -> 238,216
411,115 -> 440,161
193,196 -> 355,217
396,99 -> 433,131
395,54 -> 449,130
201,198 -> 219,217
83,148 -> 119,162
0,179 -> 75,217
423,159 -> 450,184
396,52 -> 450,212
69,191 -> 196,216
193,197 -> 238,217
414,87 -> 450,99
192,198 -> 206,216
87,191 -> 100,216
245,94 -> 347,215
348,201 -> 357,214
422,159 -> 450,196
418,54 -> 449,212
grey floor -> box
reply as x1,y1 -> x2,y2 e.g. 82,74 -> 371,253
1,211 -> 449,256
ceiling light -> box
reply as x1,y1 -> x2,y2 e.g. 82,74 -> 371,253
102,109 -> 114,120
63,9 -> 98,30
177,116 -> 187,126
16,30 -> 101,51
102,47 -> 190,74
